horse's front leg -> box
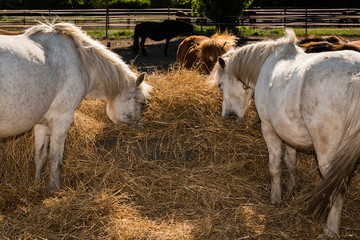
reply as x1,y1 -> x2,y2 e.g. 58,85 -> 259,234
48,112 -> 74,191
34,120 -> 50,184
140,36 -> 147,56
261,121 -> 283,204
164,38 -> 170,57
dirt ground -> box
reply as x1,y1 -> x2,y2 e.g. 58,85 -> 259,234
100,37 -> 185,72
100,36 -> 259,72
100,34 -> 359,73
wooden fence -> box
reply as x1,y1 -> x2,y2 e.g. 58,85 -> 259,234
236,8 -> 360,29
0,8 -> 192,29
1,7 -> 360,31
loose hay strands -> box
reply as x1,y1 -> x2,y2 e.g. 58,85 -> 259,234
0,65 -> 359,239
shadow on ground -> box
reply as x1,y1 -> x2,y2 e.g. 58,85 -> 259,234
111,38 -> 184,72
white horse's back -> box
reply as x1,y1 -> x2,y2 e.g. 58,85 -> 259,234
257,48 -> 360,150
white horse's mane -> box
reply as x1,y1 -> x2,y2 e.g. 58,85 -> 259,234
24,22 -> 138,101
211,29 -> 298,87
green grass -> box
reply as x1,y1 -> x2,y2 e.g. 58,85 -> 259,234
294,28 -> 360,37
237,26 -> 284,37
83,26 -> 360,39
86,29 -> 134,39
236,26 -> 360,37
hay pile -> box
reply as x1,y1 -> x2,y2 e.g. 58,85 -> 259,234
0,66 -> 359,239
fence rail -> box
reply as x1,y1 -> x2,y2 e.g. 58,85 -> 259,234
0,8 -> 192,29
237,8 -> 360,29
1,8 -> 360,31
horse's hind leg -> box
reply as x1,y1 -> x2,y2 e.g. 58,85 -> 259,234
48,113 -> 74,191
284,145 -> 297,193
317,152 -> 345,237
324,190 -> 345,237
34,121 -> 50,184
314,147 -> 345,237
140,36 -> 147,56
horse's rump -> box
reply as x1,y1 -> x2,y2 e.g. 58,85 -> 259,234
298,35 -> 360,53
300,41 -> 334,53
298,35 -> 343,45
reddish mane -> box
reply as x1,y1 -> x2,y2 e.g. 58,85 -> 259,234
176,33 -> 238,74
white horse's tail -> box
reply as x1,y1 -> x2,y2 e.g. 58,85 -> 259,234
308,73 -> 360,214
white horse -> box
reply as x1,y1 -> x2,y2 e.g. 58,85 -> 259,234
211,29 -> 360,237
0,22 -> 151,191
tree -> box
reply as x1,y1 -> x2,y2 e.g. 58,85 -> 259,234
192,0 -> 254,31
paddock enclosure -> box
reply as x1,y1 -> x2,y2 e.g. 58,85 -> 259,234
0,35 -> 359,239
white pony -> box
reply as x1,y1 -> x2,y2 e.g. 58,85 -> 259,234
0,22 -> 151,191
211,29 -> 360,237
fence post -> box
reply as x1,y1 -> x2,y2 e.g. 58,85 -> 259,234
305,8 -> 308,37
105,3 -> 109,38
168,6 -> 170,20
23,11 -> 26,25
283,8 -> 286,28
127,10 -> 130,28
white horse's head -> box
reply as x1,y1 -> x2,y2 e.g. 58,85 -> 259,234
215,57 -> 254,121
106,72 -> 151,127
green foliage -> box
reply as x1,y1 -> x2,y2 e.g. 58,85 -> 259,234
109,0 -> 150,9
192,0 -> 254,23
0,0 -> 22,9
170,0 -> 191,7
193,25 -> 217,36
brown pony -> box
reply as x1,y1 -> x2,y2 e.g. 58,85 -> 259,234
0,29 -> 23,35
298,35 -> 360,53
176,33 -> 238,74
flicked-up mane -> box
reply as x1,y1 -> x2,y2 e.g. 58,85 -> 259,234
198,33 -> 238,70
211,29 -> 297,87
24,22 -> 137,101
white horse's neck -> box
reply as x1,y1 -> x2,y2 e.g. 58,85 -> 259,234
227,29 -> 298,90
227,41 -> 276,89
85,80 -> 108,100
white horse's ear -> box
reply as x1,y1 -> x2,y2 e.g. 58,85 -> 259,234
136,72 -> 146,87
219,57 -> 226,69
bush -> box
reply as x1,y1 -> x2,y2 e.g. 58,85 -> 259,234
193,25 -> 218,36
109,0 -> 150,9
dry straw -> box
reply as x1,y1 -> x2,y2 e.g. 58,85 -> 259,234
0,66 -> 359,239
